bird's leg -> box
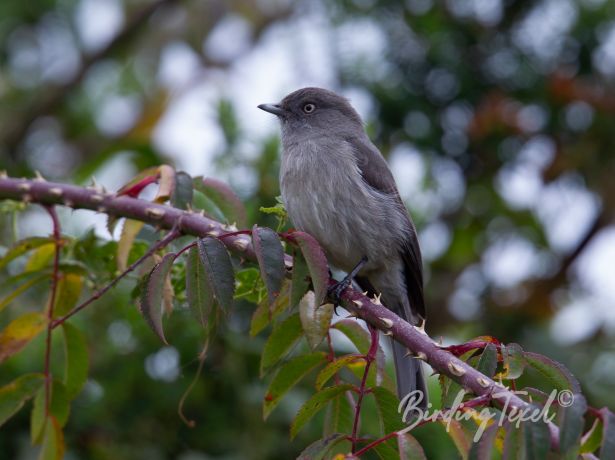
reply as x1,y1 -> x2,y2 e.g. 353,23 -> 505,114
328,256 -> 368,313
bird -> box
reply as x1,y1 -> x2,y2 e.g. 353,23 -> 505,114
258,87 -> 428,409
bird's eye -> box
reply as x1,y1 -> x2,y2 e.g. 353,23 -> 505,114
303,103 -> 316,113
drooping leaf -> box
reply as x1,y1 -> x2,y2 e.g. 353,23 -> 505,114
0,237 -> 54,270
599,408 -> 615,460
62,323 -> 88,400
260,313 -> 303,376
291,384 -> 354,439
154,164 -> 176,203
498,343 -> 525,380
195,177 -> 247,227
52,273 -> 83,318
398,432 -> 428,460
25,243 -> 55,272
0,373 -> 45,427
117,219 -> 145,272
523,352 -> 581,392
580,417 -> 602,454
290,249 -> 310,309
38,416 -> 64,460
288,231 -> 329,306
297,433 -> 348,460
252,225 -> 285,308
0,312 -> 47,363
524,419 -> 550,460
558,393 -> 586,456
197,237 -> 235,312
138,252 -> 176,344
315,354 -> 363,390
185,246 -> 214,327
476,343 -> 497,378
31,381 -> 70,444
250,280 -> 291,336
299,291 -> 333,350
263,352 -> 327,419
0,272 -> 48,313
323,392 -> 354,436
373,386 -> 405,434
171,171 -> 194,210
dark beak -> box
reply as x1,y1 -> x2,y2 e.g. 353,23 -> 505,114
258,103 -> 285,116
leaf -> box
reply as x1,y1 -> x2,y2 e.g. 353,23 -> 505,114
0,272 -> 48,313
52,273 -> 83,318
263,352 -> 326,419
0,373 -> 45,427
291,384 -> 354,439
468,422 -> 499,460
290,249 -> 310,309
25,243 -> 55,272
252,225 -> 285,308
523,352 -> 581,392
38,416 -> 65,460
138,252 -> 176,344
498,343 -> 525,380
0,237 -> 54,270
117,219 -> 144,271
315,354 -> 363,390
116,166 -> 160,197
154,164 -> 176,203
0,312 -> 47,363
524,419 -> 550,460
374,438 -> 401,460
580,417 -> 602,454
235,267 -> 266,304
62,323 -> 88,400
195,177 -> 247,227
299,291 -> 333,350
171,171 -> 193,210
185,246 -> 214,327
323,393 -> 354,436
476,343 -> 497,378
288,231 -> 329,306
31,381 -> 70,444
445,419 -> 472,459
558,393 -> 586,456
250,280 -> 290,337
260,313 -> 303,376
502,421 -> 523,460
373,386 -> 405,434
600,408 -> 615,460
298,433 -> 348,460
197,237 -> 235,312
398,432 -> 428,460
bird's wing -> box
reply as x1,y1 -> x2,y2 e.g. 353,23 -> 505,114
347,136 -> 426,322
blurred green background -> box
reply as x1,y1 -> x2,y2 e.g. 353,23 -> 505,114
1,0 -> 615,458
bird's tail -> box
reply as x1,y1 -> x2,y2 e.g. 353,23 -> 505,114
391,337 -> 428,416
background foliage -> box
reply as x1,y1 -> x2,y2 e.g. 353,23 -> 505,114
1,0 -> 615,458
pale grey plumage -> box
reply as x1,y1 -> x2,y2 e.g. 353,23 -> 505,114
258,87 -> 427,408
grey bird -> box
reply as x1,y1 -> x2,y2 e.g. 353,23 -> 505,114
258,87 -> 428,409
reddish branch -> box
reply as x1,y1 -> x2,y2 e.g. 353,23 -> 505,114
0,176 -> 563,450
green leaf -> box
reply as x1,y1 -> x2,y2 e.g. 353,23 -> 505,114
499,343 -> 525,380
31,380 -> 70,444
374,438 -> 402,460
0,272 -> 48,313
558,392 -> 586,456
476,343 -> 497,378
290,249 -> 310,309
117,219 -> 144,271
524,419 -> 550,460
373,386 -> 405,434
252,225 -> 285,308
299,291 -> 333,350
323,393 -> 354,436
38,416 -> 64,460
288,231 -> 329,306
0,373 -> 45,427
260,313 -> 303,376
138,252 -> 175,344
580,417 -> 602,454
315,354 -> 363,390
197,237 -> 235,312
263,352 -> 327,419
235,267 -> 266,303
0,237 -> 54,270
195,177 -> 247,227
297,433 -> 348,460
398,433 -> 428,460
291,384 -> 354,439
0,312 -> 47,363
444,419 -> 472,459
53,273 -> 83,318
62,323 -> 88,400
600,408 -> 615,460
250,280 -> 290,336
523,352 -> 581,392
170,171 -> 193,210
24,243 -> 55,272
468,422 -> 499,460
185,246 -> 214,327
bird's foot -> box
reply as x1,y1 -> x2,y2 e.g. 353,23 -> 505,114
328,256 -> 368,314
